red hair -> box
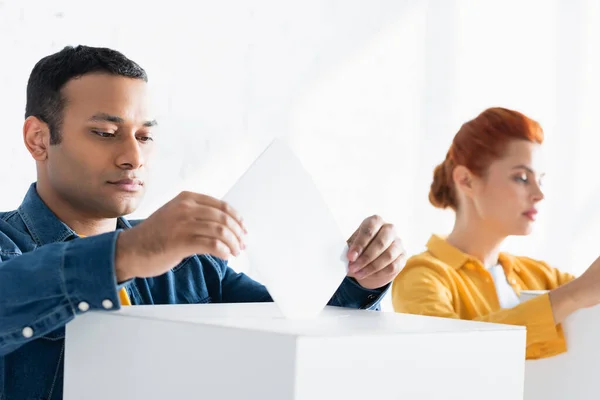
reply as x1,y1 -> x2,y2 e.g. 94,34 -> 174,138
429,107 -> 544,210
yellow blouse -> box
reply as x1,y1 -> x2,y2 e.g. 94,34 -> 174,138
392,235 -> 575,359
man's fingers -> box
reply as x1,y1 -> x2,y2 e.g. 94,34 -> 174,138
347,215 -> 385,263
354,253 -> 406,289
349,222 -> 395,273
175,191 -> 247,258
191,221 -> 243,257
191,236 -> 233,260
353,238 -> 404,279
191,205 -> 247,249
179,191 -> 247,233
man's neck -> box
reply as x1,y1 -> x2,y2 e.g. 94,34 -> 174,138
35,181 -> 118,237
60,216 -> 118,237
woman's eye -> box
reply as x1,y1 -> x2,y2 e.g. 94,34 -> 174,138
514,173 -> 528,183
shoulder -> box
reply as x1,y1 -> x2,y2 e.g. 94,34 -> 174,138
0,210 -> 27,256
502,253 -> 553,272
405,249 -> 455,271
398,249 -> 457,282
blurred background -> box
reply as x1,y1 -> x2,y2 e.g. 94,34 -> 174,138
1,0 -> 598,310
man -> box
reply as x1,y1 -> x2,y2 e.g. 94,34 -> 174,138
0,45 -> 406,399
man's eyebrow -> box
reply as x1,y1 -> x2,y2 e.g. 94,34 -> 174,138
89,113 -> 157,127
89,113 -> 125,124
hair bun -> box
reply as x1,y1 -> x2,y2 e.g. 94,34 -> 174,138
429,156 -> 457,209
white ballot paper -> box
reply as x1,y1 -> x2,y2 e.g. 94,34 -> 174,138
222,138 -> 349,319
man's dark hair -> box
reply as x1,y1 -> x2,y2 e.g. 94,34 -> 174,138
25,45 -> 148,144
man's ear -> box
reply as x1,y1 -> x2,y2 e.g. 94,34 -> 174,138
453,165 -> 475,199
23,116 -> 52,161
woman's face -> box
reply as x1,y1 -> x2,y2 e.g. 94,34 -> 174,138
469,139 -> 545,236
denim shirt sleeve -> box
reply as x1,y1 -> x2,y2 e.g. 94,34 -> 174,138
217,258 -> 388,310
329,277 -> 389,310
0,231 -> 122,357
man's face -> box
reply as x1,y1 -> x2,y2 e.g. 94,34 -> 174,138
44,73 -> 156,218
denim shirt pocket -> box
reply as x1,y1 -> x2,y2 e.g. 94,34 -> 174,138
172,257 -> 212,305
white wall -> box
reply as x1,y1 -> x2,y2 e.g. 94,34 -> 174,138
1,0 -> 599,310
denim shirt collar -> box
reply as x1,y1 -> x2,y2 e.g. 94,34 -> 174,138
17,182 -> 132,246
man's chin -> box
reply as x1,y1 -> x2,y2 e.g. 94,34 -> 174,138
98,199 -> 142,219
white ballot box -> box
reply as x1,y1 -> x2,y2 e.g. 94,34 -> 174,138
64,303 -> 526,400
523,291 -> 600,400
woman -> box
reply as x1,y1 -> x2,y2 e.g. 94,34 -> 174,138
392,107 -> 600,360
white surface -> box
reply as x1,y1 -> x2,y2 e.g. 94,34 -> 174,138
519,290 -> 549,302
64,303 -> 527,400
115,302 -> 525,335
3,1 -> 600,315
523,291 -> 600,400
223,139 -> 348,319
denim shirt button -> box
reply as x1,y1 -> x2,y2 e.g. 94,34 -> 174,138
22,327 -> 34,338
78,301 -> 90,312
102,299 -> 114,309
367,294 -> 377,301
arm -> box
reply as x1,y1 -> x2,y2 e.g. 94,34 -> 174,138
217,258 -> 387,309
119,197 -> 399,311
392,266 -> 566,359
328,278 -> 388,310
0,232 -> 122,357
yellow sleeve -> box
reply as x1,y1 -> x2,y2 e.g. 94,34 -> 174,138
520,257 -> 576,288
392,266 -> 566,359
551,267 -> 576,288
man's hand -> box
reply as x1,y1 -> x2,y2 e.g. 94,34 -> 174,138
115,191 -> 247,282
346,215 -> 406,290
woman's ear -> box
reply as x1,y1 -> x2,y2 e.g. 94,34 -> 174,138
453,165 -> 475,199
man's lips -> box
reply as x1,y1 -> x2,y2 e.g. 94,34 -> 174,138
107,179 -> 143,191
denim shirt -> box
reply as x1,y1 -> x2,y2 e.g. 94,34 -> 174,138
0,183 -> 387,400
